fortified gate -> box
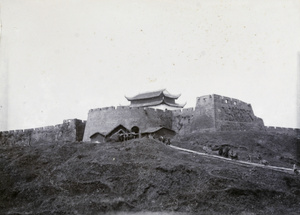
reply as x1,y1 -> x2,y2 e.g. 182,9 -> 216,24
82,90 -> 265,141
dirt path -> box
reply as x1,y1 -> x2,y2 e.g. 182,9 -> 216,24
169,145 -> 295,174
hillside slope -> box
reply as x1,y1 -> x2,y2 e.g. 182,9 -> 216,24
1,136 -> 300,214
174,131 -> 299,168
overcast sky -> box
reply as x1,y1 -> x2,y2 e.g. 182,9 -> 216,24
0,0 -> 299,131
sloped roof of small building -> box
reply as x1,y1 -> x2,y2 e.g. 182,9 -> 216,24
125,89 -> 181,101
90,132 -> 106,138
142,126 -> 176,134
105,124 -> 130,137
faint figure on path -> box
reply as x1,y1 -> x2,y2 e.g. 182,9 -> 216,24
293,164 -> 299,175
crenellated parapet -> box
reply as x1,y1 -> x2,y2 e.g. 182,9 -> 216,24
265,126 -> 300,136
90,105 -> 174,113
0,118 -> 86,146
172,109 -> 182,113
24,129 -> 34,132
182,108 -> 194,113
89,106 -> 116,112
213,94 -> 251,106
182,94 -> 265,133
216,94 -> 263,130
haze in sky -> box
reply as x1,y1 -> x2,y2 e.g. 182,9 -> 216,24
0,0 -> 299,131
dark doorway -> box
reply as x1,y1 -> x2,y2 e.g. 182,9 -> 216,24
131,126 -> 139,134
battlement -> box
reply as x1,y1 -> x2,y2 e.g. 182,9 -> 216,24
196,94 -> 251,107
14,129 -> 23,133
90,105 -> 173,114
105,106 -> 116,110
0,126 -> 54,136
90,106 -> 155,112
196,94 -> 213,102
182,108 -> 194,113
265,126 -> 300,135
63,119 -> 86,126
211,94 -> 250,106
34,127 -> 44,131
125,106 -> 144,110
197,94 -> 250,105
64,119 -> 82,123
172,109 -> 182,113
90,106 -> 116,112
0,118 -> 86,145
171,108 -> 194,115
116,106 -> 127,110
24,128 -> 34,131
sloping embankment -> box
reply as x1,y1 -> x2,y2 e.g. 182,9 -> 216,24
1,138 -> 300,214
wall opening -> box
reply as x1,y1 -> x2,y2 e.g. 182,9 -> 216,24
131,126 -> 139,134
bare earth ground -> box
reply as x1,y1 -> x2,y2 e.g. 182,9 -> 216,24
0,132 -> 300,214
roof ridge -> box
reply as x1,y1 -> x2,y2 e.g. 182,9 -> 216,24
125,89 -> 180,101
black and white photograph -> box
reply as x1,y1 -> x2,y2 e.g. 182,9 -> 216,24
0,0 -> 299,214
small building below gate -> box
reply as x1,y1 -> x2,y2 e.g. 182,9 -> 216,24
90,132 -> 106,143
105,124 -> 130,141
141,127 -> 176,139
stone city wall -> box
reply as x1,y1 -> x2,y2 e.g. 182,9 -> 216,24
172,108 -> 194,135
0,119 -> 86,146
265,126 -> 300,136
2,95 -> 298,145
82,106 -> 173,141
213,94 -> 265,131
173,94 -> 265,134
189,95 -> 216,133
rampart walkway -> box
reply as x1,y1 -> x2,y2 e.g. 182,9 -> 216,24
169,145 -> 295,174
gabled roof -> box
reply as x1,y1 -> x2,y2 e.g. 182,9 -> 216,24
142,126 -> 176,134
105,124 -> 130,137
90,132 -> 106,138
125,89 -> 181,101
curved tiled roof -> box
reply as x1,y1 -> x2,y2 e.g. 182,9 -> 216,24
125,89 -> 181,101
129,98 -> 186,108
164,100 -> 186,108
